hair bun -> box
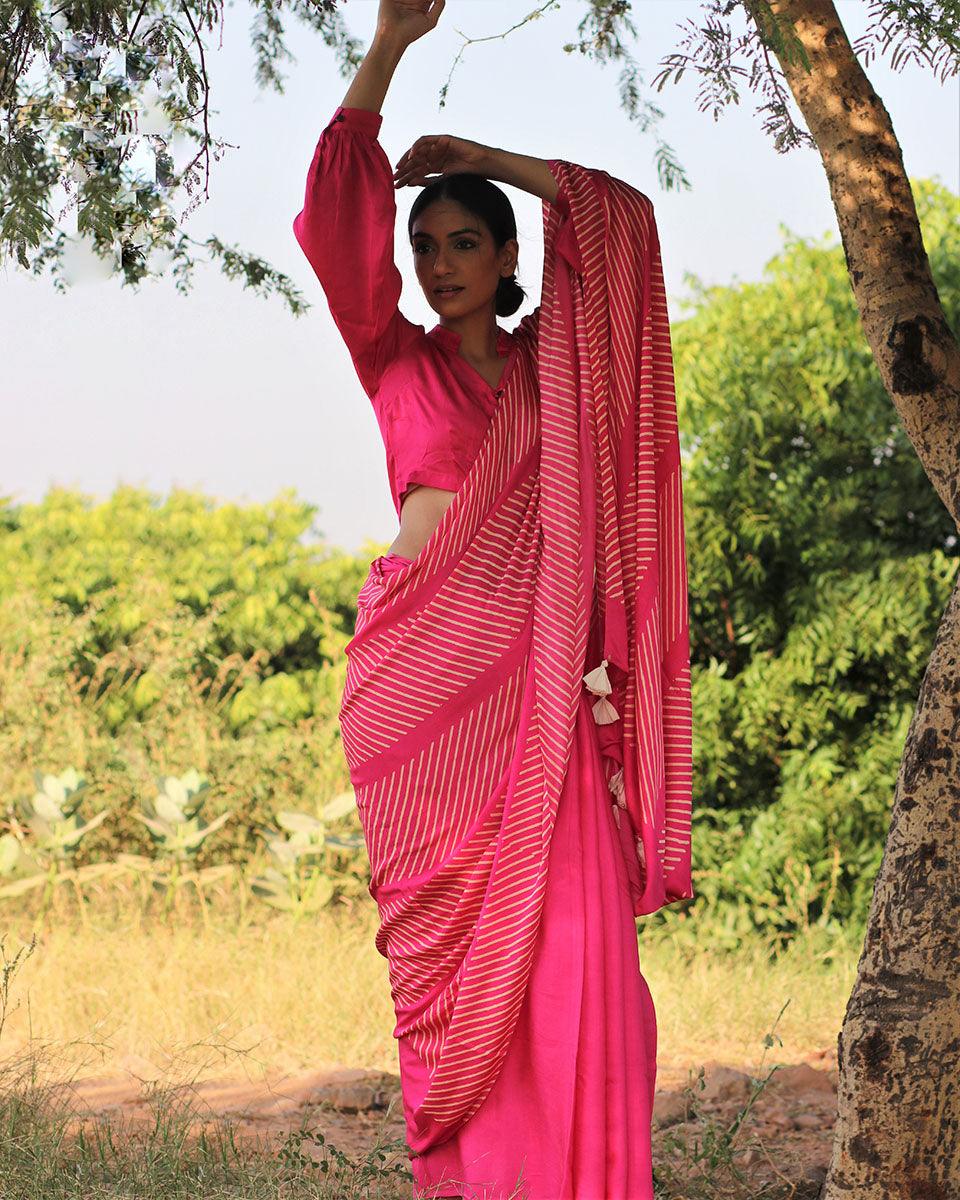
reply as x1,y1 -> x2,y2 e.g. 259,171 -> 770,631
496,272 -> 526,318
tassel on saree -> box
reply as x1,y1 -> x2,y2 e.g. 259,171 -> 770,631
591,696 -> 619,724
583,658 -> 620,725
582,658 -> 612,696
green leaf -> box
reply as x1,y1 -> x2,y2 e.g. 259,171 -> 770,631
321,791 -> 357,822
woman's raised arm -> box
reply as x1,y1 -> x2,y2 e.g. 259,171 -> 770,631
291,2 -> 445,399
343,0 -> 444,113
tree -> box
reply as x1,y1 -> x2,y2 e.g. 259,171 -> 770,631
681,5 -> 957,1194
0,0 -> 362,309
3,0 -> 959,1192
601,3 -> 960,1191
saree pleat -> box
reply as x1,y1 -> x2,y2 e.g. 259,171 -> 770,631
403,685 -> 657,1200
339,157 -> 692,1197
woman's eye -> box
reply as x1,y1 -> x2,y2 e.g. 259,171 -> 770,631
414,241 -> 475,255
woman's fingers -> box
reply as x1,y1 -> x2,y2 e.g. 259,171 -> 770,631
394,162 -> 440,188
394,138 -> 439,179
392,131 -> 482,187
394,166 -> 444,188
400,134 -> 441,161
379,0 -> 445,46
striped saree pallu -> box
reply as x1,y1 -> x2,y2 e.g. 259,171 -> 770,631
339,159 -> 693,1159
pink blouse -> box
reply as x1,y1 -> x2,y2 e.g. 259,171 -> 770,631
292,105 -> 557,518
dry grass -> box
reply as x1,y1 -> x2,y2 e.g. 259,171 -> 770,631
640,928 -> 857,1074
0,906 -> 855,1199
1,903 -> 856,1088
1,903 -> 397,1084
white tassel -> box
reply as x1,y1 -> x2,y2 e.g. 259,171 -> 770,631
582,658 -> 612,697
591,696 -> 619,725
608,766 -> 626,808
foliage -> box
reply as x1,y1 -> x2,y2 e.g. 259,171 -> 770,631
0,770 -> 368,918
0,767 -> 117,916
133,769 -> 228,860
654,0 -> 958,155
0,486 -> 387,864
16,767 -> 107,865
0,0 -> 355,307
250,791 -> 368,917
0,834 -> 18,876
662,175 -> 960,947
4,0 -> 957,297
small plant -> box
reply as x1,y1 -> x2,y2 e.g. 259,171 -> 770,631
131,769 -> 231,915
276,1122 -> 412,1190
250,791 -> 366,919
133,769 -> 229,861
19,769 -> 107,864
0,769 -> 111,916
653,1004 -> 790,1198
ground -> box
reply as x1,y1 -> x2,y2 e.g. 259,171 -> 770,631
45,1045 -> 839,1198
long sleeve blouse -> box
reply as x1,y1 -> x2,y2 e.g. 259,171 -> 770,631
292,105 -> 560,517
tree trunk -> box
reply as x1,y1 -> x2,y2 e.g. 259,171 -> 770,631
745,1 -> 960,1194
827,572 -> 960,1195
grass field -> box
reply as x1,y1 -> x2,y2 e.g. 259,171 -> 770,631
0,901 -> 858,1198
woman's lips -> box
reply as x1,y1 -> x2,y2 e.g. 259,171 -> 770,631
435,286 -> 463,296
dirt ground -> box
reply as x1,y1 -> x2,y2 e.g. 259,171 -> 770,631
38,1044 -> 839,1197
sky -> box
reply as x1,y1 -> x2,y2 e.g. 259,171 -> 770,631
1,0 -> 957,557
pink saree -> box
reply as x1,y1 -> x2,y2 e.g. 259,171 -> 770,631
340,159 -> 693,1199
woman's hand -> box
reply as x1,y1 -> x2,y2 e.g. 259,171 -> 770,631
393,133 -> 495,188
376,0 -> 445,50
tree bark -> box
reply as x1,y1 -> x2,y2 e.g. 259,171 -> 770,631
828,571 -> 960,1195
745,1 -> 960,1194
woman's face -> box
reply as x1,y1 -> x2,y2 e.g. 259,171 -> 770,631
411,199 -> 518,320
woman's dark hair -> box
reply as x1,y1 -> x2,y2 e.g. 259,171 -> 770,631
407,174 -> 527,318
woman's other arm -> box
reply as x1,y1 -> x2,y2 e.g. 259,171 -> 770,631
391,132 -> 560,208
478,146 -> 559,208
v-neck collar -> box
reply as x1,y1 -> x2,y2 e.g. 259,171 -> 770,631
428,322 -> 513,359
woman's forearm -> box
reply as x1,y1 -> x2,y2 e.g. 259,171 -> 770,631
480,146 -> 559,206
341,31 -> 407,114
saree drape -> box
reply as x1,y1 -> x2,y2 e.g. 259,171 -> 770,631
339,158 -> 693,1194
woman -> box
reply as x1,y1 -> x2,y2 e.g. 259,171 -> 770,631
292,2 -> 694,1197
